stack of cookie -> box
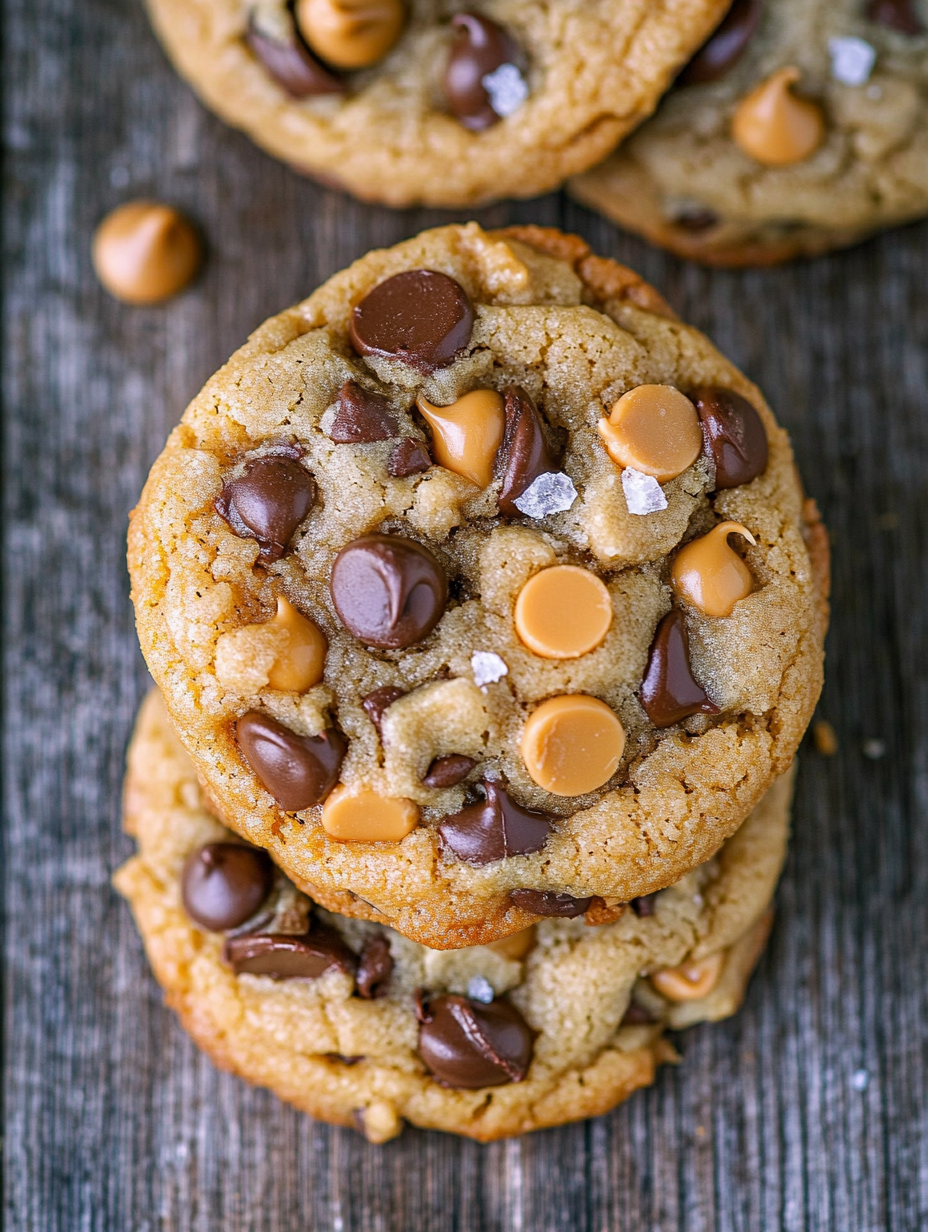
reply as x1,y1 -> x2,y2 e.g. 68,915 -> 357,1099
118,223 -> 829,1139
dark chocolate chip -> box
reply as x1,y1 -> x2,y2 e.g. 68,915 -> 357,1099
621,1002 -> 655,1025
236,711 -> 346,811
246,11 -> 344,97
356,935 -> 394,999
423,754 -> 477,789
692,385 -> 768,489
438,779 -> 551,866
640,610 -> 720,729
349,270 -> 475,373
445,12 -> 521,130
388,437 -> 432,477
867,0 -> 925,33
508,889 -> 593,918
328,379 -> 398,444
674,207 -> 720,233
417,994 -> 534,1088
678,0 -> 762,85
494,385 -> 558,515
223,925 -> 357,980
631,893 -> 657,918
361,686 -> 406,735
330,534 -> 448,649
215,456 -> 316,562
181,842 -> 275,932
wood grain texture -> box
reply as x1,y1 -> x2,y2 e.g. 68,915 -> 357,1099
3,0 -> 928,1226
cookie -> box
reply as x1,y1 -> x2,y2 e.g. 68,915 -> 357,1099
114,690 -> 792,1141
569,0 -> 928,265
128,222 -> 828,949
141,0 -> 730,206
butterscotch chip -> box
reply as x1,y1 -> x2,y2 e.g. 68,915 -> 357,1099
521,695 -> 626,796
672,521 -> 756,618
597,385 -> 702,482
731,67 -> 825,166
267,597 -> 327,691
514,565 -> 612,659
416,390 -> 504,489
321,784 -> 419,842
813,719 -> 838,756
651,951 -> 724,1001
92,201 -> 200,304
295,0 -> 404,71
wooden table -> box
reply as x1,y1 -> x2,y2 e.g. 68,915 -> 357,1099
4,0 -> 928,1226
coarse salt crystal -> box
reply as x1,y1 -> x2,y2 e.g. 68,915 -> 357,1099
622,467 -> 668,515
513,471 -> 578,518
829,37 -> 876,87
472,651 -> 508,687
482,63 -> 529,118
851,1068 -> 870,1091
467,975 -> 495,1003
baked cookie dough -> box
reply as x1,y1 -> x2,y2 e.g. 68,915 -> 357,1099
141,0 -> 731,206
128,222 -> 828,948
114,690 -> 792,1141
569,0 -> 928,264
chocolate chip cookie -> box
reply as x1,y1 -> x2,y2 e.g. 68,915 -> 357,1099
570,0 -> 928,264
114,690 -> 792,1140
128,223 -> 828,948
141,0 -> 730,206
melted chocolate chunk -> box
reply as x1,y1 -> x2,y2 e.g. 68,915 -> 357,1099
674,207 -> 720,233
328,379 -> 398,444
349,271 -> 475,373
445,13 -> 520,130
423,754 -> 477,789
215,456 -> 316,562
361,686 -> 406,734
181,842 -> 274,932
508,889 -> 593,918
494,385 -> 558,515
621,1002 -> 655,1025
417,994 -> 535,1088
640,610 -> 720,729
388,437 -> 431,477
867,0 -> 925,33
438,779 -> 551,865
330,534 -> 448,648
692,385 -> 768,489
246,13 -> 345,96
356,935 -> 394,999
236,711 -> 346,810
223,925 -> 357,980
679,0 -> 762,85
631,893 -> 657,918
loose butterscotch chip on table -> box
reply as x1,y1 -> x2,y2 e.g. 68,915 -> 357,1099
92,200 -> 200,304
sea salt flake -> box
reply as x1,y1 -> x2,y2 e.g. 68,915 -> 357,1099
467,975 -> 495,1004
472,651 -> 508,687
852,1068 -> 870,1091
513,471 -> 578,517
482,63 -> 529,118
622,467 -> 668,515
829,37 -> 876,87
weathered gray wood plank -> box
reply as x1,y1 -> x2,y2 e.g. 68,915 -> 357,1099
4,0 -> 928,1226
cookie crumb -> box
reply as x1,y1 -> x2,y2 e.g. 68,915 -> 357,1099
622,466 -> 668,515
812,719 -> 838,756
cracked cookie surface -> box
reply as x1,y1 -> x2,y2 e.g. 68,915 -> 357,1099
114,690 -> 791,1140
128,223 -> 827,948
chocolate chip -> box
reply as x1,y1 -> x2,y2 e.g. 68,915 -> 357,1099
388,437 -> 431,477
692,385 -> 768,489
361,685 -> 406,734
631,893 -> 657,918
445,13 -> 521,130
867,0 -> 925,33
678,0 -> 762,85
349,270 -> 475,373
423,754 -> 477,789
494,385 -> 558,515
223,925 -> 357,980
640,610 -> 720,729
181,842 -> 274,932
356,935 -> 393,999
215,456 -> 316,562
438,779 -> 551,866
246,11 -> 344,97
328,379 -> 398,444
330,534 -> 448,649
236,711 -> 346,810
508,889 -> 593,918
621,1002 -> 655,1025
674,207 -> 719,233
417,994 -> 534,1088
